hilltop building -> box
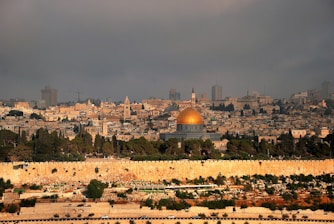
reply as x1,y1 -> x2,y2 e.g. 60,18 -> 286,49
191,88 -> 196,106
123,96 -> 131,121
160,107 -> 221,141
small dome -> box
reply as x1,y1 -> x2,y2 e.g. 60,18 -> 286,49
177,107 -> 203,125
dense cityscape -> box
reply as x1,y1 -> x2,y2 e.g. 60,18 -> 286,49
0,81 -> 334,223
1,81 -> 334,162
1,1 -> 334,223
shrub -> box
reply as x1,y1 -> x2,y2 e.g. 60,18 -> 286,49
108,200 -> 115,206
210,212 -> 218,217
240,203 -> 248,209
6,204 -> 17,213
282,214 -> 289,219
198,213 -> 206,218
86,179 -> 107,199
261,202 -> 277,211
29,184 -> 42,190
117,192 -> 127,198
126,188 -> 133,194
20,198 -> 36,207
201,199 -> 235,209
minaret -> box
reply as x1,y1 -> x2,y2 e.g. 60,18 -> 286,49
191,88 -> 196,106
124,96 -> 131,121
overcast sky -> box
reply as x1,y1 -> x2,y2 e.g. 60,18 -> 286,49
0,0 -> 333,102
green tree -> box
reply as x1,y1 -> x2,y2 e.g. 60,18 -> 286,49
215,174 -> 226,186
7,143 -> 33,161
276,133 -> 294,156
282,192 -> 293,202
72,130 -> 94,154
0,130 -> 19,161
20,198 -> 37,207
29,113 -> 44,120
6,204 -> 17,213
166,138 -> 182,155
94,134 -> 104,153
0,178 -> 13,196
122,137 -> 158,156
225,103 -> 234,112
86,179 -> 107,200
102,140 -> 114,155
243,104 -> 250,110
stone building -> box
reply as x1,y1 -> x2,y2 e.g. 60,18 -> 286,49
160,107 -> 221,141
123,96 -> 131,121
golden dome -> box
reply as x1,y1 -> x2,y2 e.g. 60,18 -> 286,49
177,107 -> 203,125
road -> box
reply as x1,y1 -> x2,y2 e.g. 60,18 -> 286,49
1,216 -> 334,224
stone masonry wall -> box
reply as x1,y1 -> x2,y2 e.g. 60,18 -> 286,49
0,160 -> 333,185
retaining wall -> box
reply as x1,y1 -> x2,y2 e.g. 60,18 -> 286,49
0,160 -> 333,185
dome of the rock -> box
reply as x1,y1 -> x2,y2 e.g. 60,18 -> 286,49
160,106 -> 221,141
177,107 -> 203,125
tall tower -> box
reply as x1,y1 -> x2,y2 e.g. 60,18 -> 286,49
321,81 -> 333,99
41,86 -> 58,108
123,96 -> 131,121
191,88 -> 196,106
169,88 -> 181,101
211,84 -> 222,101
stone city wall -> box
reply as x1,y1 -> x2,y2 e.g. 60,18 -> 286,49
0,160 -> 333,185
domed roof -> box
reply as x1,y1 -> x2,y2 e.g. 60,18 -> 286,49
177,107 -> 203,125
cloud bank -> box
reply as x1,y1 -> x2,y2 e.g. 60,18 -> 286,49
0,0 -> 333,102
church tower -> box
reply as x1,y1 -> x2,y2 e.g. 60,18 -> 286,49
191,88 -> 196,106
124,96 -> 131,121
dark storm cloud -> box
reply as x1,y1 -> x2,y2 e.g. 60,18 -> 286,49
0,0 -> 333,102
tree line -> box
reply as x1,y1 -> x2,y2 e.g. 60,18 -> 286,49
223,131 -> 334,160
0,128 -> 333,162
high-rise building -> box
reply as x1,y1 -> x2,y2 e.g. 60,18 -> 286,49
321,81 -> 333,99
211,84 -> 222,101
169,88 -> 181,101
41,86 -> 57,108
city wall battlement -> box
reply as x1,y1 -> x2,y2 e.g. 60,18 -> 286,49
0,160 -> 333,185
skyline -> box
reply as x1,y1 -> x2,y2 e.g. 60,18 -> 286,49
0,79 -> 331,103
1,0 -> 334,102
